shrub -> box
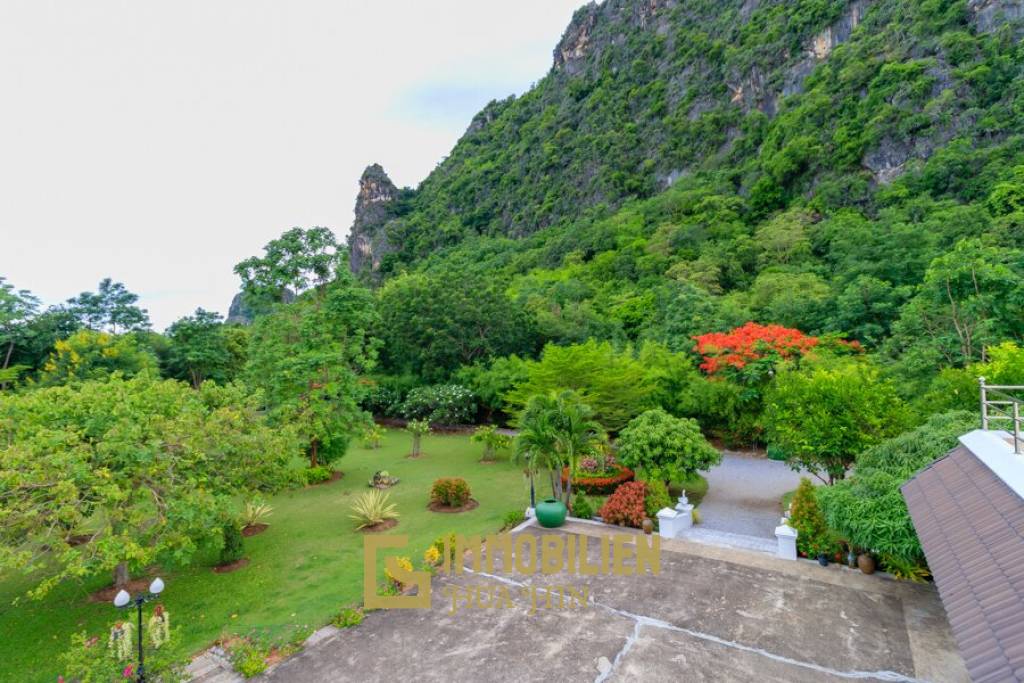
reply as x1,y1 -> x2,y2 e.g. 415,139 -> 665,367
644,479 -> 672,520
384,556 -> 413,588
561,464 -> 634,495
332,607 -> 364,629
423,546 -> 442,566
616,409 -> 720,487
432,532 -> 458,565
789,478 -> 835,558
305,465 -> 333,484
400,384 -> 477,424
571,495 -> 595,520
691,508 -> 701,525
242,500 -> 273,527
817,410 -> 976,567
361,423 -> 384,449
220,524 -> 245,565
430,478 -> 472,507
230,641 -> 269,678
349,490 -> 399,529
471,425 -> 513,461
598,481 -> 648,528
502,509 -> 526,530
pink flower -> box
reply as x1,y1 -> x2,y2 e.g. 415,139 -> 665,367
123,664 -> 134,678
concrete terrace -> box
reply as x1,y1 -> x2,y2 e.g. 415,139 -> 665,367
259,520 -> 967,683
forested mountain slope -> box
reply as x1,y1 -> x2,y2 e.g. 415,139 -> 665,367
349,0 -> 1024,389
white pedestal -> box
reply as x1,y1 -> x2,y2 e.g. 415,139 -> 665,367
657,506 -> 693,538
775,523 -> 798,561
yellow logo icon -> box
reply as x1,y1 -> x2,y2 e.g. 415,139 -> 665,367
363,535 -> 431,609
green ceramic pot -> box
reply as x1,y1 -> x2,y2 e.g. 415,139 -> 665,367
535,498 -> 568,528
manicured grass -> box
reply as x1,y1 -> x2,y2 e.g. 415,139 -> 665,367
0,430 -> 530,683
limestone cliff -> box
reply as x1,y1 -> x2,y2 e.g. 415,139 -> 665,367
347,164 -> 399,275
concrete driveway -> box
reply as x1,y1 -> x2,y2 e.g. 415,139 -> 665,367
261,520 -> 966,683
698,451 -> 812,538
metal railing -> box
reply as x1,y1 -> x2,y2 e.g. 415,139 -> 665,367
979,377 -> 1023,455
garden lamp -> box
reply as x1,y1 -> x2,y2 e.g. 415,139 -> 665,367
112,576 -> 166,682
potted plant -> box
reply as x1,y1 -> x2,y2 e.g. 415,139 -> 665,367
857,552 -> 876,575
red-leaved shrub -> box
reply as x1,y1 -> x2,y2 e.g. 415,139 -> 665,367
598,481 -> 648,528
430,478 -> 471,507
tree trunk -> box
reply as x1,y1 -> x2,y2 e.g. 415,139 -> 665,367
310,439 -> 319,468
2,340 -> 13,370
114,561 -> 130,589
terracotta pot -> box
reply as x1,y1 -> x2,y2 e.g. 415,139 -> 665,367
857,553 -> 876,575
642,518 -> 654,535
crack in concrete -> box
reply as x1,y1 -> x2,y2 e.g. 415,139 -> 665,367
466,569 -> 925,683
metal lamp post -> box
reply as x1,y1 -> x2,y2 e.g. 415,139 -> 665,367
112,577 -> 165,682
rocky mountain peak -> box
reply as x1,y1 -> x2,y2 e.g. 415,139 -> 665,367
348,164 -> 399,274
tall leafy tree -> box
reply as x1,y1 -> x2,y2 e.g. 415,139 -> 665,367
37,329 -> 158,385
377,269 -> 537,382
765,361 -> 911,484
234,226 -> 344,310
66,278 -> 150,333
244,273 -> 378,468
0,374 -> 300,596
0,278 -> 39,387
165,308 -> 247,388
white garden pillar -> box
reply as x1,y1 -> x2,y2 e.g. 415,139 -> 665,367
657,506 -> 692,538
775,523 -> 797,561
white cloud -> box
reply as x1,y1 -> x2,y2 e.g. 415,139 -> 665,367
0,0 -> 582,329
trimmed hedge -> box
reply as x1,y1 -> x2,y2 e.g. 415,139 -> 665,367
561,464 -> 634,495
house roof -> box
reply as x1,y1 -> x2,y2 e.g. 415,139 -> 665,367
902,433 -> 1024,683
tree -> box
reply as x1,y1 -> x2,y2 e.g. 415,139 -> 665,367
377,269 -> 537,382
764,362 -> 911,484
0,278 -> 39,388
788,478 -> 833,558
406,419 -> 430,458
165,309 -> 247,388
234,227 -> 345,310
37,329 -> 158,385
694,322 -> 819,381
244,272 -> 378,468
471,425 -> 512,462
889,239 -> 1024,368
514,390 -> 605,505
66,278 -> 150,333
616,409 -> 720,487
505,340 -> 652,430
0,375 -> 300,596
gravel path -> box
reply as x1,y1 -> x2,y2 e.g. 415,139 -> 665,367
697,451 -> 812,539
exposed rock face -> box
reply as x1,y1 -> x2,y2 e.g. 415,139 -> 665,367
225,292 -> 252,325
553,0 -> 674,75
969,0 -> 1024,32
348,164 -> 399,274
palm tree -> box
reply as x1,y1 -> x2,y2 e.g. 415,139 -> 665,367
515,390 -> 605,506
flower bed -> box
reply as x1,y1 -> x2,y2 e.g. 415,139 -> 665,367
560,464 -> 634,495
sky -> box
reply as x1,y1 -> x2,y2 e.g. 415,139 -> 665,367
0,0 -> 584,329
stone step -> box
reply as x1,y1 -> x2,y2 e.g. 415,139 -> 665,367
678,527 -> 777,555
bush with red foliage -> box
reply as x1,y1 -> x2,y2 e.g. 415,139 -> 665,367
598,481 -> 648,528
693,322 -> 819,377
561,464 -> 634,495
430,477 -> 472,507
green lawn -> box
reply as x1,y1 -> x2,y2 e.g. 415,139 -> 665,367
0,430 -> 531,683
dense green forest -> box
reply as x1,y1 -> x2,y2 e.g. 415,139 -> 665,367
3,0 -> 1024,671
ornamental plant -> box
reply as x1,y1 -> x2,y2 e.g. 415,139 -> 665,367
616,409 -> 720,488
788,478 -> 835,558
693,322 -> 819,381
349,490 -> 399,529
598,481 -> 648,528
220,523 -> 245,565
644,479 -> 673,521
430,477 -> 472,507
471,424 -> 512,461
384,556 -> 414,588
400,384 -> 477,424
406,419 -> 430,457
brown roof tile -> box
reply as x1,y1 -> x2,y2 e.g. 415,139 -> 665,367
902,444 -> 1024,683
